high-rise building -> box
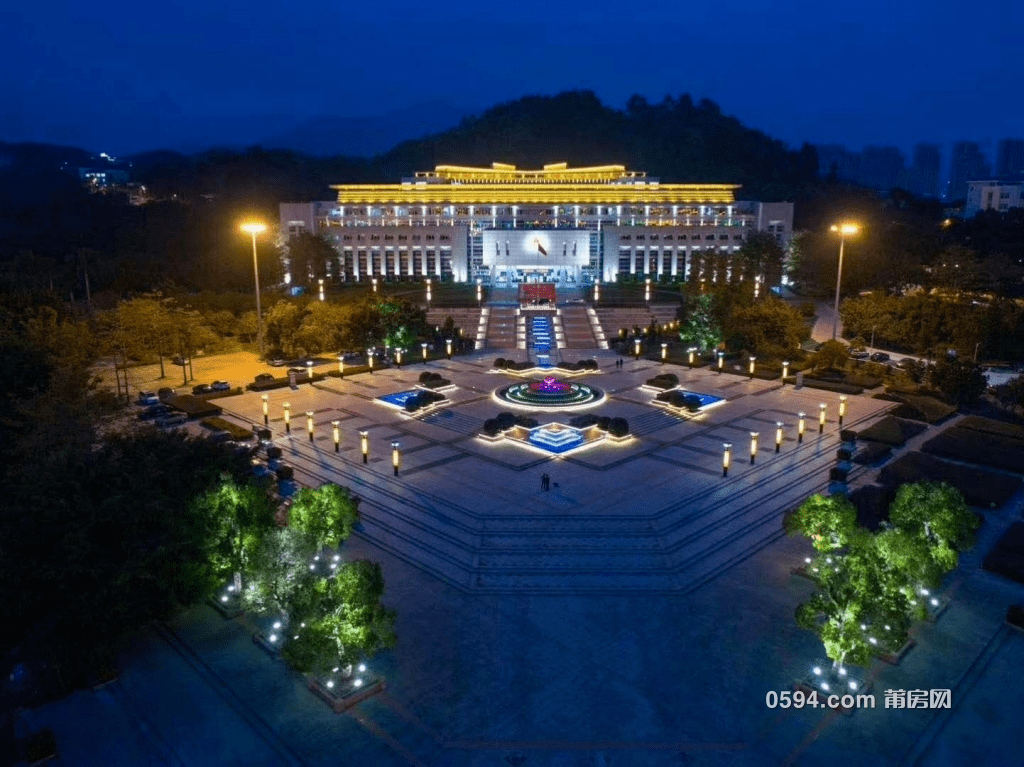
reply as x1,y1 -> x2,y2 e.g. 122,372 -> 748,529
814,144 -> 860,182
859,146 -> 906,191
280,163 -> 793,285
948,141 -> 991,201
965,180 -> 1024,216
995,138 -> 1024,179
909,143 -> 942,198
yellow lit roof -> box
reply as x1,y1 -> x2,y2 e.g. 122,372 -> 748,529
331,163 -> 739,204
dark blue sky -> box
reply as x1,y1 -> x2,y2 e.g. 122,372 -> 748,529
3,0 -> 1022,160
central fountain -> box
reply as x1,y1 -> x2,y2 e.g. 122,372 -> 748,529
494,376 -> 604,409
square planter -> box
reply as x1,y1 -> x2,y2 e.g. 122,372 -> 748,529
875,637 -> 916,665
795,662 -> 871,716
308,668 -> 385,713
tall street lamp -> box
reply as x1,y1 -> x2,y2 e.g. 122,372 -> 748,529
829,223 -> 859,340
240,222 -> 267,357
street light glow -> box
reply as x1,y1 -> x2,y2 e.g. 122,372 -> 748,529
240,222 -> 267,235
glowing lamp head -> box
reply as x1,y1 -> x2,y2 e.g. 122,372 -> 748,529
830,223 -> 859,236
240,222 -> 267,235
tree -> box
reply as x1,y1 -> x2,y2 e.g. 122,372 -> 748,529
724,298 -> 805,358
677,294 -> 721,350
193,474 -> 277,593
737,231 -> 786,289
115,295 -> 175,378
992,375 -> 1024,414
288,483 -> 360,551
812,339 -> 850,371
264,300 -> 305,357
928,357 -> 987,406
887,482 -> 978,560
241,527 -> 318,617
281,560 -> 396,674
784,494 -> 857,551
286,232 -> 338,286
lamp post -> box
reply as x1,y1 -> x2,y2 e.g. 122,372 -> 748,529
634,338 -> 641,360
396,348 -> 403,367
306,360 -> 313,384
446,338 -> 453,359
261,394 -> 269,425
426,278 -> 432,305
318,278 -> 325,302
645,277 -> 651,304
240,222 -> 267,357
476,278 -> 482,306
722,443 -> 731,477
332,420 -> 340,453
421,342 -> 428,364
360,430 -> 368,463
798,412 -> 805,443
748,356 -> 756,379
306,411 -> 314,442
661,342 -> 667,363
819,403 -> 827,434
283,402 -> 291,434
593,283 -> 600,302
829,223 -> 860,340
776,422 -> 783,453
750,432 -> 759,464
839,396 -> 848,426
367,348 -> 374,374
338,356 -> 345,376
782,360 -> 790,384
372,277 -> 378,294
718,351 -> 724,373
688,348 -> 696,366
392,441 -> 400,476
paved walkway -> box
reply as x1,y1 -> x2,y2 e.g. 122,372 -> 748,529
22,349 -> 1024,766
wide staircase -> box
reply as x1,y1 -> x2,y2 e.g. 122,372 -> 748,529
529,312 -> 557,362
485,307 -> 518,349
558,306 -> 598,350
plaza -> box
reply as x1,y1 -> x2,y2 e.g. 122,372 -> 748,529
24,347 -> 1024,765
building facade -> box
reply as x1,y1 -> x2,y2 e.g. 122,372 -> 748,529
965,180 -> 1024,216
280,163 -> 793,286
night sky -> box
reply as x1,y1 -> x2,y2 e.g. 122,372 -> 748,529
3,0 -> 1022,158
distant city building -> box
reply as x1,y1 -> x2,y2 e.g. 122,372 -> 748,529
280,163 -> 793,286
995,138 -> 1024,179
814,144 -> 861,183
859,146 -> 906,191
948,141 -> 991,202
909,143 -> 942,198
965,179 -> 1024,216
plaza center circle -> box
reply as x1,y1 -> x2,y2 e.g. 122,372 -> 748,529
494,376 -> 604,409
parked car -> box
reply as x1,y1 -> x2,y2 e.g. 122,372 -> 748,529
211,380 -> 231,391
869,352 -> 890,363
157,387 -> 175,399
288,367 -> 307,376
269,358 -> 286,367
138,404 -> 172,420
157,412 -> 188,427
192,383 -> 213,395
254,373 -> 275,382
850,351 -> 870,360
172,355 -> 186,366
138,390 -> 159,405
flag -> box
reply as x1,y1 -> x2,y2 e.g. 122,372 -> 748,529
535,239 -> 547,256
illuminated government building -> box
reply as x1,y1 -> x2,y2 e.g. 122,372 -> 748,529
279,163 -> 793,286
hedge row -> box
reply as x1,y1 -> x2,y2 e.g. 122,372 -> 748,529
799,378 -> 864,395
873,392 -> 956,424
878,452 -> 1021,508
983,522 -> 1024,585
404,390 -> 446,413
957,416 -> 1024,442
852,442 -> 892,465
921,427 -> 1024,474
493,358 -> 534,371
195,387 -> 245,400
482,412 -> 539,436
567,414 -> 630,437
418,371 -> 451,389
326,366 -> 373,379
804,372 -> 882,390
655,390 -> 703,412
201,417 -> 256,440
857,416 -> 928,447
246,373 -> 328,391
557,359 -> 599,372
646,373 -> 679,390
164,394 -> 223,418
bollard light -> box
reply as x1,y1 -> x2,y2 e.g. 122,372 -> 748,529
688,348 -> 696,366
422,342 -> 428,363
396,348 -> 403,367
749,356 -> 756,378
318,278 -> 324,302
661,342 -> 667,362
723,443 -> 731,477
338,355 -> 345,376
283,402 -> 291,434
262,394 -> 269,425
718,351 -> 724,373
360,430 -> 368,463
798,412 -> 806,443
776,422 -> 783,453
372,277 -> 378,293
446,338 -> 453,359
306,360 -> 313,383
332,421 -> 340,452
392,441 -> 400,476
819,403 -> 827,434
306,411 -> 314,442
750,432 -> 759,464
839,396 -> 848,426
634,338 -> 641,360
782,360 -> 790,382
368,349 -> 374,373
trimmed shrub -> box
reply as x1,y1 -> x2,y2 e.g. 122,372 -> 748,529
608,417 -> 630,437
922,427 -> 1024,474
598,416 -> 611,431
874,392 -> 956,424
852,442 -> 892,465
570,414 -> 600,427
840,429 -> 858,443
514,415 -> 538,428
482,419 -> 500,436
405,396 -> 422,413
682,394 -> 702,412
201,417 -> 255,441
800,379 -> 864,395
858,416 -> 926,447
494,358 -> 507,369
957,416 -> 1024,442
983,523 -> 1024,585
879,452 -> 1021,509
836,448 -> 853,461
829,467 -> 849,482
496,412 -> 516,430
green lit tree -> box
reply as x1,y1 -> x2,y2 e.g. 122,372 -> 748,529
193,474 -> 277,594
784,494 -> 858,552
288,483 -> 360,551
282,560 -> 397,674
241,527 -> 318,617
812,339 -> 850,371
928,356 -> 988,406
677,294 -> 721,350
